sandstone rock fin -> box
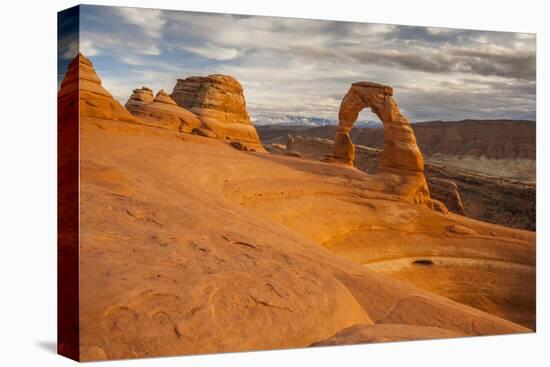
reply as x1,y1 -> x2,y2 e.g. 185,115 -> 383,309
58,52 -> 138,123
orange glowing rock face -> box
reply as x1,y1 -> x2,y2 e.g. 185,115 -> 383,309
59,53 -> 139,123
58,6 -> 535,362
171,75 -> 266,152
125,87 -> 202,133
326,82 -> 433,206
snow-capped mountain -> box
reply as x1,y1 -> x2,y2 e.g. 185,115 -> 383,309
251,114 -> 382,128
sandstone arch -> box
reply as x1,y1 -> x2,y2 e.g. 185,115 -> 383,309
330,82 -> 424,173
327,82 -> 438,207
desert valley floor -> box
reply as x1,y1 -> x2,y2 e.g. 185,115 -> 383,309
58,54 -> 535,361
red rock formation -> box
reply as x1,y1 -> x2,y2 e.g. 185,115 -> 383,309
334,82 -> 424,172
58,53 -> 138,123
428,177 -> 466,215
125,86 -> 154,108
327,82 -> 434,205
125,88 -> 202,133
191,127 -> 217,138
171,74 -> 265,152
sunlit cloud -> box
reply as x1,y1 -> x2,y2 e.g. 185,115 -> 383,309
185,43 -> 240,61
117,7 -> 166,39
80,39 -> 99,57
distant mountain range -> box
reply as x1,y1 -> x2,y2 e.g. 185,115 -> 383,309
252,114 -> 382,128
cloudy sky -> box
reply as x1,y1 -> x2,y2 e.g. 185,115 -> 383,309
58,5 -> 536,124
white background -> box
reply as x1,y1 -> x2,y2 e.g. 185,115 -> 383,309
0,0 -> 547,365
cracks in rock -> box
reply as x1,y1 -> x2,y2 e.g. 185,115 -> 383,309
250,295 -> 293,313
266,283 -> 284,298
232,241 -> 259,250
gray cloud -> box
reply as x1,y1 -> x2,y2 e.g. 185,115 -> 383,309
77,6 -> 536,123
285,40 -> 535,81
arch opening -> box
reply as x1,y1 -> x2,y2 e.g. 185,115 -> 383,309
356,108 -> 382,129
350,107 -> 383,174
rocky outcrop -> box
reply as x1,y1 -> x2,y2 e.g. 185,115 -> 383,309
332,132 -> 355,163
286,134 -> 295,152
428,177 -> 466,215
171,74 -> 265,152
192,127 -> 217,138
125,88 -> 202,133
326,82 -> 431,205
125,86 -> 154,108
58,52 -> 138,123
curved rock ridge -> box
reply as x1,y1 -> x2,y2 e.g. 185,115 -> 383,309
171,74 -> 266,152
125,88 -> 202,133
58,52 -> 138,123
326,82 -> 433,205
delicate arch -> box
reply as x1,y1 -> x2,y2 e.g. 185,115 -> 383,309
330,82 -> 424,173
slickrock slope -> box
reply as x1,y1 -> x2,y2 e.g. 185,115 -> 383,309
262,136 -> 534,327
78,118 -> 530,361
58,52 -> 138,123
60,55 -> 534,361
125,88 -> 202,133
171,75 -> 265,152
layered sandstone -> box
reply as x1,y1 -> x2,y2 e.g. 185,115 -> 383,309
125,88 -> 202,133
125,87 -> 154,108
171,74 -> 265,151
58,52 -> 138,123
326,82 -> 431,205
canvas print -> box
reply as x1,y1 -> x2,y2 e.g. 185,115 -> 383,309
57,4 -> 536,362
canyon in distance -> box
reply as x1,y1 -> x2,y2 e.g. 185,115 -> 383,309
58,53 -> 536,361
